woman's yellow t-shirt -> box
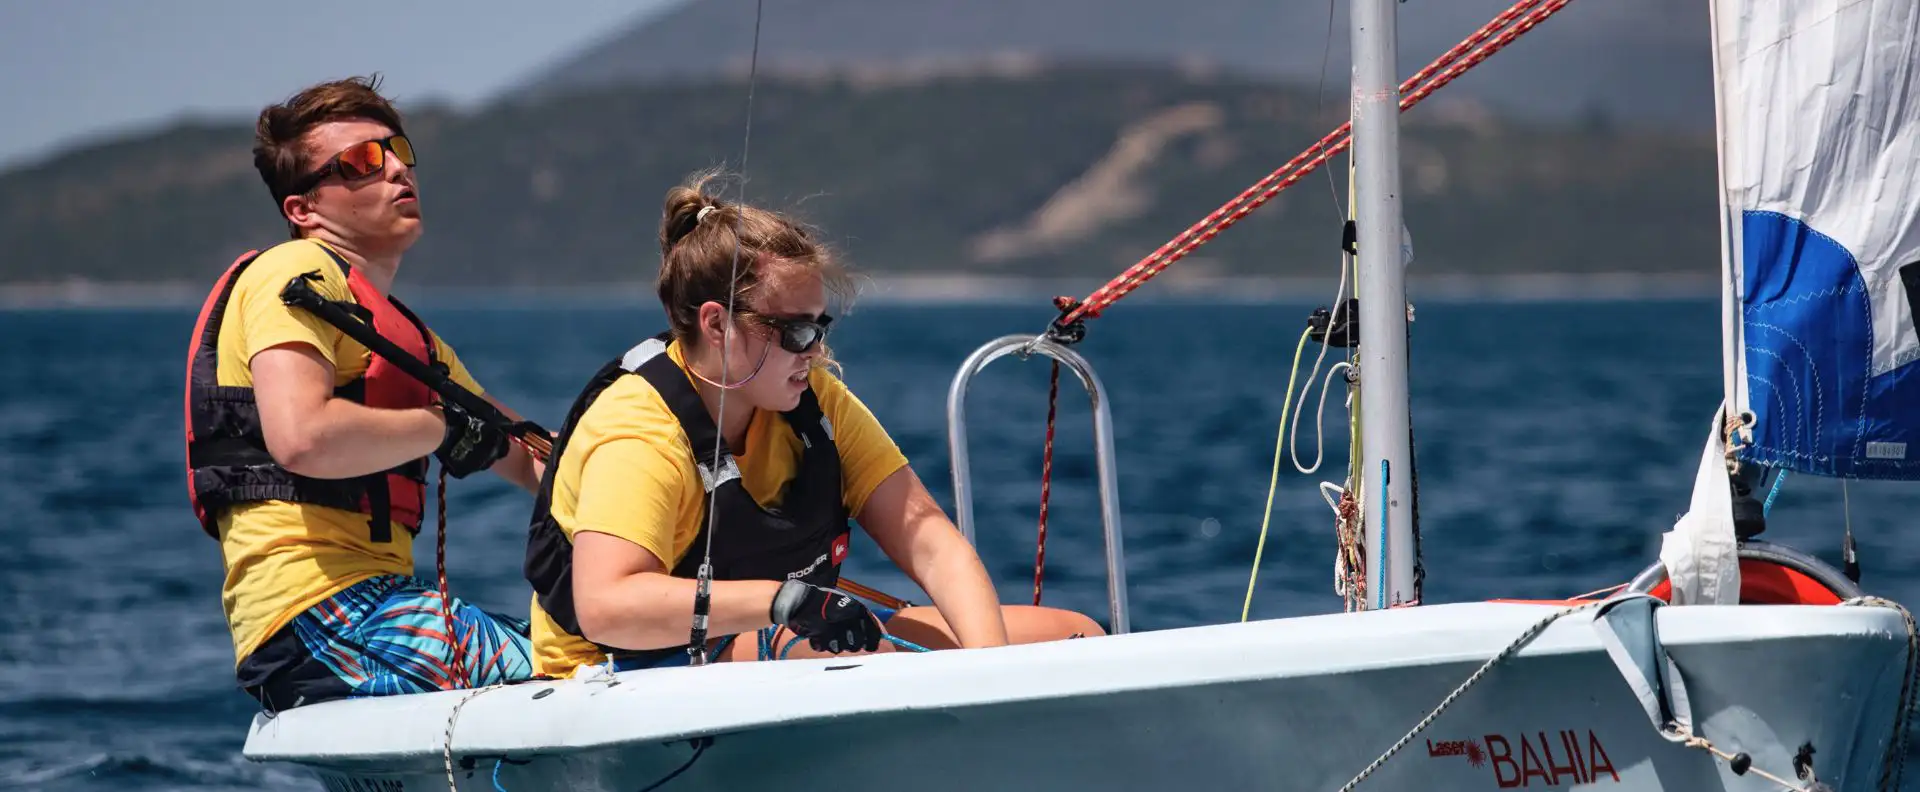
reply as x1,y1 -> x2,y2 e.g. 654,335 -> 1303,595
528,340 -> 909,678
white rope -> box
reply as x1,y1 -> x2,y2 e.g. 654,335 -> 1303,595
1319,481 -> 1346,512
1290,241 -> 1352,475
1305,361 -> 1352,474
443,684 -> 508,792
1661,725 -> 1808,790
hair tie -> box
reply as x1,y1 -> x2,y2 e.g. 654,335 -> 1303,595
696,205 -> 717,225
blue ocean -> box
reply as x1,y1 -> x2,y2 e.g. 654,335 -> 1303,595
2,298 -> 1916,790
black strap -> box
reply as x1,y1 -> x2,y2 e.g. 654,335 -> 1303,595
313,242 -> 434,544
636,351 -> 730,473
365,474 -> 392,544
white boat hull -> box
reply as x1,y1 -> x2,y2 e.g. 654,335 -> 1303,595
244,600 -> 1912,792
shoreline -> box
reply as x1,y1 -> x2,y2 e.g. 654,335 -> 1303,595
0,271 -> 1718,310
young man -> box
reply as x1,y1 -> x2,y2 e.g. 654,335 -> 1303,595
184,76 -> 542,711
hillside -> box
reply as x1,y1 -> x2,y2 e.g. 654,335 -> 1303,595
517,0 -> 1713,131
0,66 -> 1719,293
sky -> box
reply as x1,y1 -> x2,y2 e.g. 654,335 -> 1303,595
0,0 -> 680,170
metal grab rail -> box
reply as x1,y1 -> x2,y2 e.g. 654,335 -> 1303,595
946,334 -> 1130,635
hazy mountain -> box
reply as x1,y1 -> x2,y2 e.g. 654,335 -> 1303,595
514,0 -> 1713,131
0,67 -> 1718,295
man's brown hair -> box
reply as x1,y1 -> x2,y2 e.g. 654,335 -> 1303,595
252,75 -> 407,233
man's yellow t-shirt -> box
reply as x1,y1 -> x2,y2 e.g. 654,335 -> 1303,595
211,238 -> 485,668
528,340 -> 909,678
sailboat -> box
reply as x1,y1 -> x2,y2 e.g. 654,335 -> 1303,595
240,0 -> 1918,790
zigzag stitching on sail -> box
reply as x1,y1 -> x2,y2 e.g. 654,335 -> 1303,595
1887,345 -> 1920,373
1744,347 -> 1807,454
1740,211 -> 1858,326
1740,284 -> 1861,310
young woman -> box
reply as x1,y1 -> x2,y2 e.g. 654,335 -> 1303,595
524,174 -> 1103,677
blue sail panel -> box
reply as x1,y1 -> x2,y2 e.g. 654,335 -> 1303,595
1738,212 -> 1920,478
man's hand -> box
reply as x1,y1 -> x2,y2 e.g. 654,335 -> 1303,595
434,400 -> 510,478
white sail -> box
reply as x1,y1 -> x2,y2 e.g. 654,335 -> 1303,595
1718,0 -> 1920,479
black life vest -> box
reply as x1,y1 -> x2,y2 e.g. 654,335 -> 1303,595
183,241 -> 437,542
524,334 -> 850,666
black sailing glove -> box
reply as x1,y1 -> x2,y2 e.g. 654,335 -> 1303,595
434,399 -> 510,478
771,579 -> 884,654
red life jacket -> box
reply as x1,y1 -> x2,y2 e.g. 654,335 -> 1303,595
183,241 -> 436,542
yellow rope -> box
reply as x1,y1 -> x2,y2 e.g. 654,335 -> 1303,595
1242,152 -> 1363,621
1241,325 -> 1316,622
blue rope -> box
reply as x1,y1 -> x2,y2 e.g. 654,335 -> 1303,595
493,759 -> 509,792
777,631 -> 931,659
885,634 -> 932,653
1376,460 -> 1390,610
756,625 -> 775,661
709,633 -> 737,660
1763,468 -> 1789,516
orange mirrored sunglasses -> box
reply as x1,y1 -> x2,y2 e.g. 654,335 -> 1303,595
284,135 -> 415,197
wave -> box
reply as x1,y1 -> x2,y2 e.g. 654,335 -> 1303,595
1,750 -> 316,791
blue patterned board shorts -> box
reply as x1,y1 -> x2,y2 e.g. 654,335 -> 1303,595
238,575 -> 535,711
